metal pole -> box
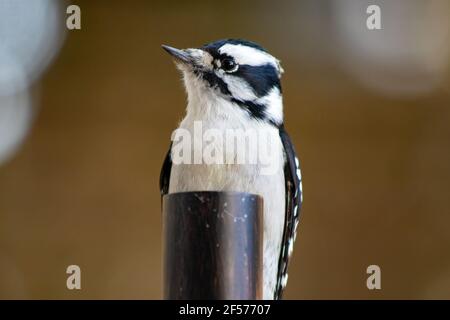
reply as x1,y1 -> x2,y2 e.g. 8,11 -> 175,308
163,191 -> 263,299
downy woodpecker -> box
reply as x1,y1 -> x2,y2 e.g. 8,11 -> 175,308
160,39 -> 303,299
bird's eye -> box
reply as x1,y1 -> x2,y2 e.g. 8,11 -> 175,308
221,58 -> 238,72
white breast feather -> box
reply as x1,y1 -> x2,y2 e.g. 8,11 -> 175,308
169,73 -> 286,299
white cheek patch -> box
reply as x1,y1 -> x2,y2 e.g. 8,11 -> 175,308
219,44 -> 277,67
255,87 -> 283,124
221,72 -> 258,101
217,73 -> 283,124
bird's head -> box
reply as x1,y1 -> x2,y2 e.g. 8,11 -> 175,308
162,39 -> 285,127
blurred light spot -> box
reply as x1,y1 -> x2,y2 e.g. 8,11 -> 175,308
0,0 -> 66,165
0,91 -> 32,164
332,0 -> 450,97
0,0 -> 66,93
0,47 -> 28,96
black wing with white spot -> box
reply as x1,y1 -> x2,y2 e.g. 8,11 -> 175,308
275,127 -> 303,299
160,143 -> 173,195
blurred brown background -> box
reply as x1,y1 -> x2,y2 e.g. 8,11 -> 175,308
0,0 -> 449,299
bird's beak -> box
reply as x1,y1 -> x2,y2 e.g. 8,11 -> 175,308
162,45 -> 193,65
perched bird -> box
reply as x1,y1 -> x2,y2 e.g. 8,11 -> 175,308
160,39 -> 303,299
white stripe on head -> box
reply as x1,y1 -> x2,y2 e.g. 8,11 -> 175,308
219,44 -> 277,67
255,87 -> 283,124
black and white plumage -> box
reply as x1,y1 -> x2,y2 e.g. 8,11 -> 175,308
160,39 -> 303,299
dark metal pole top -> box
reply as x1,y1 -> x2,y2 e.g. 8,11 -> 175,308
163,191 -> 264,300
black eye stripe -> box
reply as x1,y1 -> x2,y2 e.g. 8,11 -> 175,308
232,63 -> 281,97
196,63 -> 281,98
